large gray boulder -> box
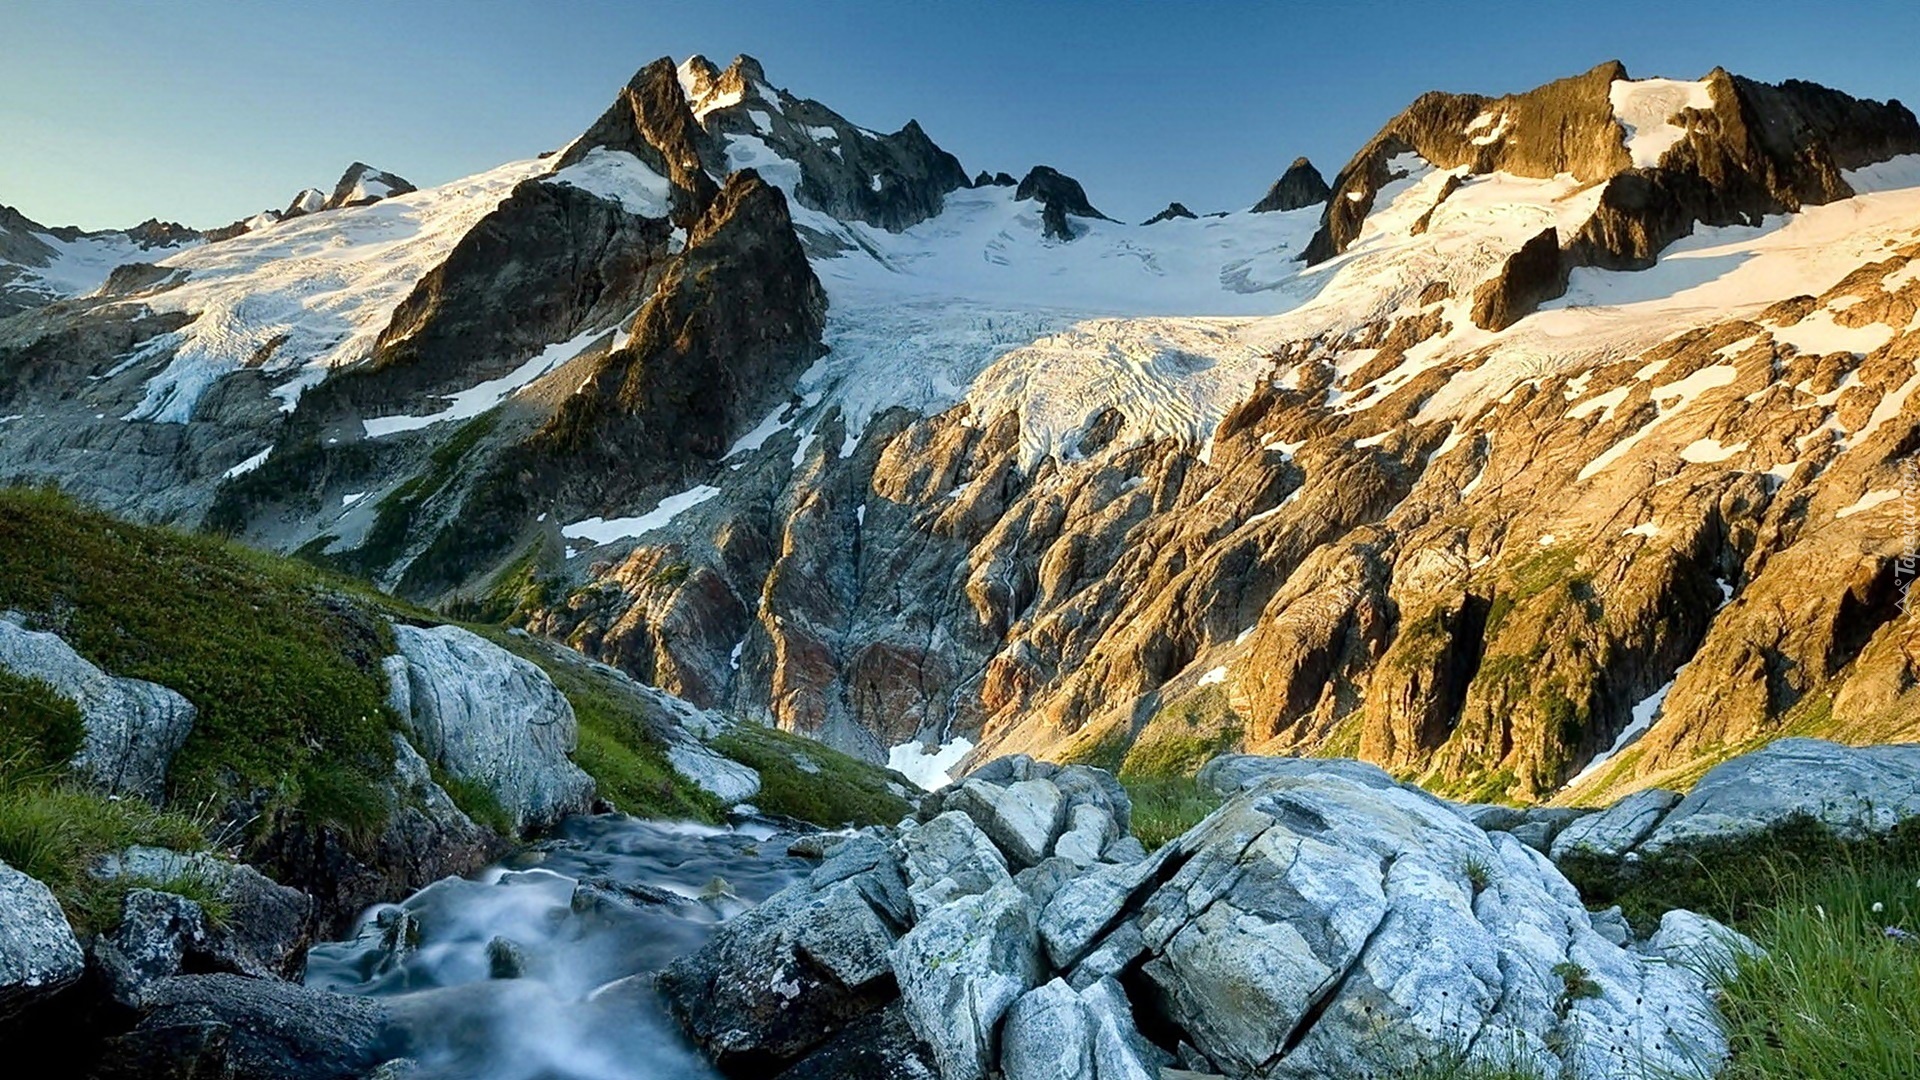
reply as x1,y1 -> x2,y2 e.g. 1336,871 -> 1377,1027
896,809 -> 1011,918
1641,738 -> 1920,852
384,624 -> 594,831
0,859 -> 84,1018
1135,774 -> 1730,1080
1002,976 -> 1167,1080
1196,753 -> 1407,797
0,618 -> 195,799
891,880 -> 1043,1080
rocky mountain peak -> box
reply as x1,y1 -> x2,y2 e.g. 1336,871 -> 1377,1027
1250,156 -> 1331,212
325,163 -> 416,210
561,56 -> 724,225
1015,165 -> 1108,240
1142,201 -> 1198,224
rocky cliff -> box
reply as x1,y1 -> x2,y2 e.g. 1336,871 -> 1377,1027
0,56 -> 1915,805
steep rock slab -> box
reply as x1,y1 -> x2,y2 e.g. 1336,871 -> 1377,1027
1550,787 -> 1681,860
0,618 -> 195,800
384,624 -> 594,831
0,859 -> 84,1019
1641,738 -> 1920,851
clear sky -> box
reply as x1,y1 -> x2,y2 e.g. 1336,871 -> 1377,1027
5,0 -> 1918,230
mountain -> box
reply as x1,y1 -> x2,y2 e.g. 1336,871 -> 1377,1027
0,55 -> 1916,807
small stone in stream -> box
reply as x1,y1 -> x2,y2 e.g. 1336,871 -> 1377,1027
486,936 -> 526,979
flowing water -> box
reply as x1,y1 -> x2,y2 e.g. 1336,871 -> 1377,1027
307,814 -> 815,1080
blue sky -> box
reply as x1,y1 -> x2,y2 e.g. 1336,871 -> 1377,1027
5,0 -> 1918,229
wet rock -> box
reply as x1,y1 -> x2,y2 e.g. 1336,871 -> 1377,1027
485,936 -> 526,979
659,870 -> 902,1072
1551,787 -> 1681,860
0,859 -> 84,1019
892,880 -> 1042,1080
0,618 -> 195,800
769,1000 -> 938,1080
385,624 -> 595,832
94,974 -> 401,1080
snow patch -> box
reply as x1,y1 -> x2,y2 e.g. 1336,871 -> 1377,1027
1610,78 -> 1714,169
887,737 -> 974,792
562,484 -> 722,546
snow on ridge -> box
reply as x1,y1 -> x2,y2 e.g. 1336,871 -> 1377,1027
888,736 -> 974,791
545,147 -> 674,218
563,484 -> 723,547
1610,78 -> 1714,169
363,323 -> 607,438
123,157 -> 548,423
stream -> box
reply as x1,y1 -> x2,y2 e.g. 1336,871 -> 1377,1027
306,814 -> 816,1080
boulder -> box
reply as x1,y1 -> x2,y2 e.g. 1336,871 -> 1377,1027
1550,788 -> 1682,861
0,618 -> 195,800
947,777 -> 1066,867
94,846 -> 312,983
93,974 -> 401,1080
892,880 -> 1043,1080
1196,753 -> 1406,797
384,624 -> 595,831
1640,739 -> 1920,852
768,1001 -> 938,1080
1131,775 -> 1728,1080
1038,843 -> 1177,970
1641,909 -> 1762,988
660,860 -> 904,1072
1003,975 -> 1168,1080
895,809 -> 1011,917
0,859 -> 84,1019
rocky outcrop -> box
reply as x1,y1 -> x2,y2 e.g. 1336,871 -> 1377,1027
0,618 -> 195,800
691,54 -> 970,233
384,623 -> 595,831
663,757 -> 1734,1080
1469,226 -> 1570,330
1583,739 -> 1920,857
560,57 -> 723,226
324,163 -> 416,210
1250,157 -> 1331,212
94,974 -> 401,1080
0,859 -> 84,1019
1016,166 -> 1108,240
92,847 -> 313,1000
1142,202 -> 1198,224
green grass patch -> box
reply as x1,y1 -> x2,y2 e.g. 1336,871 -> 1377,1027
1560,815 -> 1920,932
0,782 -> 211,932
1121,775 -> 1221,851
1718,854 -> 1920,1080
712,725 -> 911,829
0,486 -> 399,839
0,669 -> 86,777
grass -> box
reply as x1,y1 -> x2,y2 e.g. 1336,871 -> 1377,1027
1122,775 -> 1221,850
0,487 -> 399,840
712,725 -> 912,828
0,668 -> 86,777
0,782 -> 213,932
1718,856 -> 1920,1080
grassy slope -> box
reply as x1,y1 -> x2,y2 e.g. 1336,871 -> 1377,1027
0,487 -> 911,934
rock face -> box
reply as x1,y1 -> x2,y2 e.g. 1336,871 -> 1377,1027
1250,157 -> 1331,213
385,624 -> 594,831
324,163 -> 416,210
0,618 -> 196,800
0,859 -> 84,1019
663,757 -> 1733,1080
1015,165 -> 1108,240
